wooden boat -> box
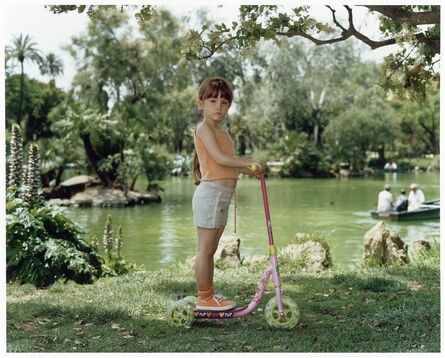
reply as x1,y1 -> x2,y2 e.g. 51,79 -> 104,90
370,199 -> 440,221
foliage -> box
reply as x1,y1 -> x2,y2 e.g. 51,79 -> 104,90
5,33 -> 43,124
6,128 -> 102,288
38,52 -> 64,84
395,83 -> 439,156
96,215 -> 139,277
22,143 -> 44,208
181,5 -> 439,101
6,187 -> 103,288
269,131 -> 331,177
47,6 -> 194,188
5,74 -> 66,142
140,144 -> 173,193
8,124 -> 24,188
323,94 -> 398,170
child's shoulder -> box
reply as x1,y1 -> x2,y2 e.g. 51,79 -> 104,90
195,121 -> 213,137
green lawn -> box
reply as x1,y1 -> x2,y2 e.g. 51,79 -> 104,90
7,245 -> 440,352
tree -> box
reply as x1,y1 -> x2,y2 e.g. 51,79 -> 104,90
5,74 -> 66,142
323,92 -> 398,170
5,34 -> 43,124
396,84 -> 439,156
39,52 -> 64,85
48,7 -> 191,189
181,5 -> 439,101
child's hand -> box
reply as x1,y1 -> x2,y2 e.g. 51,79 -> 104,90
249,162 -> 264,175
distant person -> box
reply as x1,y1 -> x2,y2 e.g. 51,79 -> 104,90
408,183 -> 425,211
394,189 -> 408,212
377,184 -> 393,213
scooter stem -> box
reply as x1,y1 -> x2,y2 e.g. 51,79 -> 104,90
258,172 -> 274,246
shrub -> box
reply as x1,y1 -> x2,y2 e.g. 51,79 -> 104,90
6,124 -> 103,288
6,187 -> 103,287
96,214 -> 140,277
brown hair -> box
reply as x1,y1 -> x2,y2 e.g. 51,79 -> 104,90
192,77 -> 234,185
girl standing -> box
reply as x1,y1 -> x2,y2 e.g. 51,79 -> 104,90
192,77 -> 263,311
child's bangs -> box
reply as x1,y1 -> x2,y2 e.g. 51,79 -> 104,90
201,79 -> 233,103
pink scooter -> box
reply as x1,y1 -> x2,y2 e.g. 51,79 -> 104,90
167,169 -> 300,329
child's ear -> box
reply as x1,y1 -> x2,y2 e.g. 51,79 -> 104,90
197,99 -> 203,110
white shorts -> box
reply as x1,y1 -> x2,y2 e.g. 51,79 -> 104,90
192,181 -> 235,229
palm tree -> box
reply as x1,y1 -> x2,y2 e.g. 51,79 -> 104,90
39,52 -> 64,86
5,34 -> 43,124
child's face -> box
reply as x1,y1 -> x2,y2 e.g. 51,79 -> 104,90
199,92 -> 231,121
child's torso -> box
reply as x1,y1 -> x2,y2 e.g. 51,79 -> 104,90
194,124 -> 238,187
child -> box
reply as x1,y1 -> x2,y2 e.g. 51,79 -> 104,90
191,77 -> 263,311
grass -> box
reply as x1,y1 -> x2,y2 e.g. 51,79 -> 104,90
6,244 -> 440,353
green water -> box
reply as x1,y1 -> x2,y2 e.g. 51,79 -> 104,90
62,172 -> 440,270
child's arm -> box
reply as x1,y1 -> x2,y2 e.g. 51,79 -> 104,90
196,123 -> 256,169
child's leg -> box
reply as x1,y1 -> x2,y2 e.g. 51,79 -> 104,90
195,227 -> 221,289
195,226 -> 235,311
209,225 -> 226,284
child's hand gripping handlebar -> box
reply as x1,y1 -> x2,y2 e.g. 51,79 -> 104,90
249,163 -> 264,178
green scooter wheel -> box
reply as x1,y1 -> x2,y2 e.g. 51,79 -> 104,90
181,296 -> 197,306
265,295 -> 300,329
167,300 -> 194,328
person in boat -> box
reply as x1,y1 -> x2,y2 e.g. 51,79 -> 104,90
377,184 -> 393,213
394,189 -> 408,212
408,183 -> 425,211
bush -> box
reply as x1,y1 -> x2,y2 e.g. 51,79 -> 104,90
140,144 -> 173,193
268,131 -> 331,177
96,215 -> 141,277
6,187 -> 103,288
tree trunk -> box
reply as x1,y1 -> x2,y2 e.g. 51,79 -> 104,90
130,174 -> 138,191
378,144 -> 385,163
18,61 -> 24,124
80,132 -> 113,187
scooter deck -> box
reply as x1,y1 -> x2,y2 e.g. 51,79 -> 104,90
193,305 -> 249,319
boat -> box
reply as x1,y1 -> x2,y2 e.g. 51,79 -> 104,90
370,199 -> 440,221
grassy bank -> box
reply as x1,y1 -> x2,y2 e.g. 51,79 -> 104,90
7,244 -> 440,353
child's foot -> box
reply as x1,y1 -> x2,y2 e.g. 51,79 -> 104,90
196,294 -> 236,311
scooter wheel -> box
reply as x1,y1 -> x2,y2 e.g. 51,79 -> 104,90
265,295 -> 300,329
167,300 -> 194,328
181,296 -> 197,306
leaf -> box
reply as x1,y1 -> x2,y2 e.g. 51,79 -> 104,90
111,323 -> 121,330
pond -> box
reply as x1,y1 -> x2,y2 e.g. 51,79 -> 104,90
62,172 -> 440,270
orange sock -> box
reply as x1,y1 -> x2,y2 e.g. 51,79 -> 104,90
197,284 -> 213,299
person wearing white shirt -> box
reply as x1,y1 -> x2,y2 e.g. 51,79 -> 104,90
408,183 -> 425,211
377,184 -> 393,213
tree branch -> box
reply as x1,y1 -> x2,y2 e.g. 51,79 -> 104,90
277,5 -> 439,54
364,5 -> 440,25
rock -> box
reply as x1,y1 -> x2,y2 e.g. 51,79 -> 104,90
215,235 -> 241,268
241,255 -> 268,266
363,221 -> 408,265
410,240 -> 431,257
127,190 -> 161,204
44,175 -> 97,199
70,187 -> 126,207
47,198 -> 72,206
60,175 -> 95,187
279,241 -> 329,271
